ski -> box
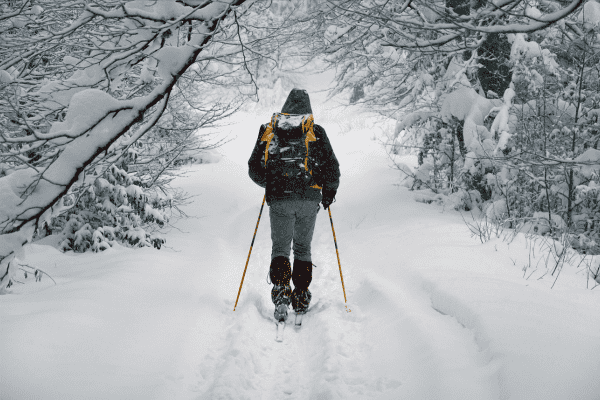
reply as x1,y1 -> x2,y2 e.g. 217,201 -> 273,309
294,313 -> 303,328
275,320 -> 285,342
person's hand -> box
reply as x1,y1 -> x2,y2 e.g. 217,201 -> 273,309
322,196 -> 335,210
322,189 -> 336,210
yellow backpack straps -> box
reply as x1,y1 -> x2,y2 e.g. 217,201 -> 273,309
302,115 -> 322,189
261,113 -> 278,167
303,114 -> 316,171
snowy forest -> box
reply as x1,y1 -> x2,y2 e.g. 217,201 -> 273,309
2,0 -> 600,399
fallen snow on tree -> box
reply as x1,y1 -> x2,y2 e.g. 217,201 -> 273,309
394,111 -> 437,138
0,70 -> 13,83
510,33 -> 542,59
575,148 -> 600,178
37,65 -> 105,110
578,0 -> 600,29
509,33 -> 559,74
155,46 -> 193,80
485,198 -> 508,221
520,211 -> 567,235
48,89 -> 120,139
124,0 -> 192,20
440,56 -> 472,90
492,87 -> 517,154
441,87 -> 500,157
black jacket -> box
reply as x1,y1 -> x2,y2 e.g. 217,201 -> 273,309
248,122 -> 340,205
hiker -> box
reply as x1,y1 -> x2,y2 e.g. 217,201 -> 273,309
248,88 -> 341,321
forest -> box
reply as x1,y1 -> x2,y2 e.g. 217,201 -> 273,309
1,0 -> 597,289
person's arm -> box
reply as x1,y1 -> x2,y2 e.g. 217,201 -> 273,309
315,125 -> 340,205
248,125 -> 267,188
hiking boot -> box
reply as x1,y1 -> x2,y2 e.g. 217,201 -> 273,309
274,304 -> 288,322
291,287 -> 311,314
271,284 -> 292,307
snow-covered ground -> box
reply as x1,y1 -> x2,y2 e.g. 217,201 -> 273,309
2,83 -> 600,400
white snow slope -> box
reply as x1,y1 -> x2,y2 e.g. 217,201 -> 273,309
2,86 -> 600,400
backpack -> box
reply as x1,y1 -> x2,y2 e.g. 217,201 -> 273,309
261,113 -> 322,192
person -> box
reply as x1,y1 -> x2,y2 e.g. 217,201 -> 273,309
248,89 -> 340,321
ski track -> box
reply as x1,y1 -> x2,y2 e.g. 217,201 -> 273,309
168,97 -> 500,398
190,208 -> 498,400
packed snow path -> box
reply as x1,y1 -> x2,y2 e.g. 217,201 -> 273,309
2,93 -> 600,399
180,115 -> 500,400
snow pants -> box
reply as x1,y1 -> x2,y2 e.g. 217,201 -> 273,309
269,199 -> 320,263
269,200 -> 319,311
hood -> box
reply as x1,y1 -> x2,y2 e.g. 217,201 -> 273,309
281,88 -> 313,115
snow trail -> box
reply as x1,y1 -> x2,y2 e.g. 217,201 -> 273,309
175,105 -> 499,399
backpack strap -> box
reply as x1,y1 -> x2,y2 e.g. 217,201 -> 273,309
302,114 -> 316,172
302,115 -> 322,190
261,113 -> 278,167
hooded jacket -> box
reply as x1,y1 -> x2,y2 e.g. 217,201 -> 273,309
248,89 -> 340,205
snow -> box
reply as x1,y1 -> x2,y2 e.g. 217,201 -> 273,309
0,168 -> 39,222
62,56 -> 79,66
394,111 -> 437,137
520,211 -> 567,235
579,0 -> 600,29
440,56 -> 472,90
525,5 -> 543,20
48,89 -> 120,138
575,148 -> 600,178
37,65 -> 105,110
0,69 -> 13,83
441,87 -> 481,122
490,87 -> 516,144
510,33 -> 542,59
126,184 -> 145,200
1,74 -> 600,399
155,46 -> 193,80
509,33 -> 559,75
325,25 -> 354,43
144,203 -> 166,224
485,198 -> 508,221
125,0 -> 191,21
441,87 -> 500,155
31,5 -> 43,15
139,57 -> 156,84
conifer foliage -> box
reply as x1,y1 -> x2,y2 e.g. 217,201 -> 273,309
46,163 -> 169,253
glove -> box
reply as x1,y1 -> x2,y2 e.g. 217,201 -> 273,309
322,190 -> 336,210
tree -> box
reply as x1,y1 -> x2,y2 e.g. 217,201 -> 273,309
0,0 -> 250,293
311,0 -> 583,110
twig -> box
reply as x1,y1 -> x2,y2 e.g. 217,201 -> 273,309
19,263 -> 56,285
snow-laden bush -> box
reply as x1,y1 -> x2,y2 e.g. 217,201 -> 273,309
386,13 -> 600,255
40,164 -> 169,253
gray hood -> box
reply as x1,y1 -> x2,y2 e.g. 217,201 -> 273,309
281,89 -> 313,115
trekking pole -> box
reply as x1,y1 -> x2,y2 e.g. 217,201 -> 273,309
234,194 -> 266,311
328,207 -> 351,312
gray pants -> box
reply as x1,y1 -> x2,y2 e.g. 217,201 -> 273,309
269,200 -> 320,262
